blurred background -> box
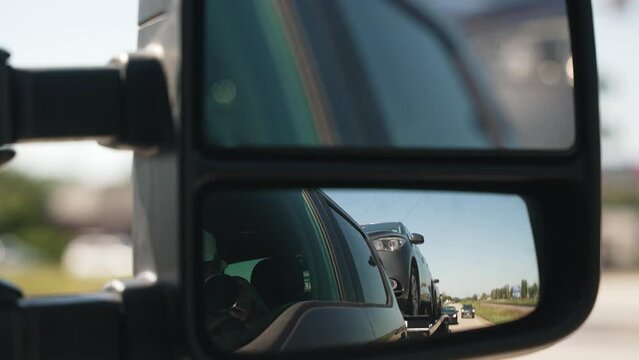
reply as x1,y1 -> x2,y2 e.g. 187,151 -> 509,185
0,0 -> 137,294
0,0 -> 638,358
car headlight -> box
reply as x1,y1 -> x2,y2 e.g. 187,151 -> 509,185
371,237 -> 406,251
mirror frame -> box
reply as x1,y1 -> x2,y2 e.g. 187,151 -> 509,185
173,0 -> 600,359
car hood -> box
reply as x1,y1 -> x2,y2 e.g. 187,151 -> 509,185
366,230 -> 408,240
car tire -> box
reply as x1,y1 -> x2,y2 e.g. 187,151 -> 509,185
431,285 -> 441,318
407,270 -> 420,316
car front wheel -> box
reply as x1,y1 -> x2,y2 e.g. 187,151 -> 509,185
407,271 -> 420,316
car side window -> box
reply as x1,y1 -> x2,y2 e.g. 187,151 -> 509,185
203,189 -> 341,303
202,189 -> 343,351
401,224 -> 410,237
329,208 -> 388,305
202,0 -> 497,149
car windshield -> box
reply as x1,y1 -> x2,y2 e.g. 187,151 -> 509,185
462,304 -> 473,309
361,222 -> 403,235
443,306 -> 456,312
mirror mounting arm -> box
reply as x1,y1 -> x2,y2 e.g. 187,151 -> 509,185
0,49 -> 173,154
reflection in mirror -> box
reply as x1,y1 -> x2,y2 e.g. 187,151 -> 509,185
200,188 -> 539,353
202,0 -> 573,150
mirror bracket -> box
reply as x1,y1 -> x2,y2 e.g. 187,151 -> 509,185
0,49 -> 173,154
104,277 -> 179,359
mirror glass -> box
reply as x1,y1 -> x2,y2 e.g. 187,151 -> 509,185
202,0 -> 573,150
200,188 -> 539,353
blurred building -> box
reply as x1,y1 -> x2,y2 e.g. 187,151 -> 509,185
61,233 -> 132,279
47,183 -> 133,277
428,0 -> 574,149
602,208 -> 639,269
47,183 -> 132,233
601,168 -> 639,269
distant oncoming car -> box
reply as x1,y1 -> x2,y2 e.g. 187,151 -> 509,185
461,304 -> 475,319
442,306 -> 458,324
361,222 -> 438,317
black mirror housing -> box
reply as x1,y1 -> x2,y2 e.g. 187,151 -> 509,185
181,0 -> 601,357
410,233 -> 425,244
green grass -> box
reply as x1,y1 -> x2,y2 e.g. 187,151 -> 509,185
0,265 -> 119,297
484,298 -> 538,307
468,301 -> 533,325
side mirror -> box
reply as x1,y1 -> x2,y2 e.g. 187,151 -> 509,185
434,279 -> 440,284
0,0 -> 600,358
410,233 -> 425,244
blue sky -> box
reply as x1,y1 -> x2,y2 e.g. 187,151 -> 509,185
325,189 -> 538,298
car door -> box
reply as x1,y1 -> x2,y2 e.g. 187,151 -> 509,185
413,244 -> 432,307
404,224 -> 432,305
316,193 -> 406,342
205,188 -> 380,353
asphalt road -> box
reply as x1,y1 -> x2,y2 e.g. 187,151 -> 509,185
449,303 -> 492,333
514,272 -> 639,359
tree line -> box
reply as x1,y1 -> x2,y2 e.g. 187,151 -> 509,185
0,171 -> 69,261
441,279 -> 539,303
487,279 -> 539,300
